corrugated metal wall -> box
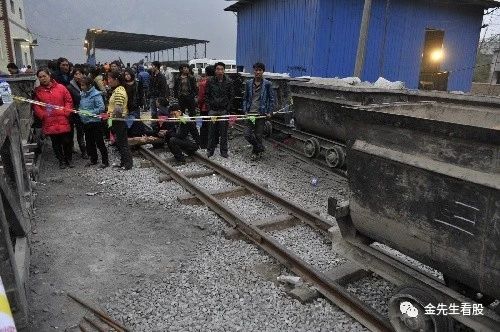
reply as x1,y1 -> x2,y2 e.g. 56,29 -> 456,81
236,0 -> 321,76
235,0 -> 484,91
311,0 -> 364,77
363,0 -> 483,91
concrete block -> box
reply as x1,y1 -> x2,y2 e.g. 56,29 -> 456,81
325,262 -> 370,286
288,285 -> 320,304
223,228 -> 243,241
140,160 -> 153,168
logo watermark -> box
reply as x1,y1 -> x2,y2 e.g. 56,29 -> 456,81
399,302 -> 484,317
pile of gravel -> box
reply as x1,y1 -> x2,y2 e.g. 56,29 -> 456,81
222,195 -> 285,222
270,225 -> 346,272
346,274 -> 397,317
191,174 -> 235,191
104,232 -> 366,331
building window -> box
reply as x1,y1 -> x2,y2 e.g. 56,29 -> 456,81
10,0 -> 14,14
19,8 -> 22,20
24,52 -> 28,66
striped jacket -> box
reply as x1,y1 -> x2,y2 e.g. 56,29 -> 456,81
107,85 -> 128,118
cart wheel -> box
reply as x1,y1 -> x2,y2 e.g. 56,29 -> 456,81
388,286 -> 450,332
325,146 -> 346,168
303,138 -> 320,158
264,120 -> 273,138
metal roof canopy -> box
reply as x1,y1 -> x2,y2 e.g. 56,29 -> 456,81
224,0 -> 500,11
85,28 -> 209,53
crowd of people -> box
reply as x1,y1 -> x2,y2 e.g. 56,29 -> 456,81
30,57 -> 276,171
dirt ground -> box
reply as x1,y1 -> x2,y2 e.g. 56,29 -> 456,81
28,147 -> 208,331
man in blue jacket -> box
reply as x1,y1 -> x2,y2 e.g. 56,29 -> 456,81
242,62 -> 275,160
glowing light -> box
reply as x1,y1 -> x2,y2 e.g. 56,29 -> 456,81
430,49 -> 444,62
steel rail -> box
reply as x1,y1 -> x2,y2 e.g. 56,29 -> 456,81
348,240 -> 500,331
139,146 -> 393,332
193,152 -> 335,234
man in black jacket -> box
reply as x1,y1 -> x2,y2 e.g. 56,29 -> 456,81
173,64 -> 198,117
149,61 -> 169,124
166,107 -> 199,162
206,62 -> 234,158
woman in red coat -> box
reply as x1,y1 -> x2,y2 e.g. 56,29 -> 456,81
33,68 -> 74,169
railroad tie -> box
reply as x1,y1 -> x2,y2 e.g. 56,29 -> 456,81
251,208 -> 321,232
324,262 -> 371,286
177,183 -> 268,205
159,169 -> 216,183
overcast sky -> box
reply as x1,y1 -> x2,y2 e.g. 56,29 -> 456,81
24,0 -> 237,64
24,0 -> 500,65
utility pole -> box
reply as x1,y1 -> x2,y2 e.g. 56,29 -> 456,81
354,0 -> 372,78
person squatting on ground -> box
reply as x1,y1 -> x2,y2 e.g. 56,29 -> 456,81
107,70 -> 133,170
197,65 -> 215,149
243,62 -> 275,160
33,68 -> 74,169
149,61 -> 168,128
206,62 -> 234,158
79,76 -> 109,168
156,97 -> 175,138
165,105 -> 199,163
66,67 -> 88,159
173,63 -> 198,117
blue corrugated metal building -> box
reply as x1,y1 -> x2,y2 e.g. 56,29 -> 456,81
225,0 -> 499,91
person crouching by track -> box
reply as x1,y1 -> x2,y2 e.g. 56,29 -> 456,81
107,70 -> 133,170
166,106 -> 200,163
156,98 -> 176,143
206,62 -> 234,158
79,76 -> 109,168
243,62 -> 275,160
33,68 -> 74,169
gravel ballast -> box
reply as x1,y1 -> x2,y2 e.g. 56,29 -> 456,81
76,136 -> 389,331
270,225 -> 346,272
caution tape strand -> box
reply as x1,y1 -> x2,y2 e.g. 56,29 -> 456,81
13,95 -> 292,123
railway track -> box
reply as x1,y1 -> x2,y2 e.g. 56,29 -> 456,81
138,146 -> 392,332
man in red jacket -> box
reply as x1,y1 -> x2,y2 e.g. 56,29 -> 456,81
33,68 -> 74,169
